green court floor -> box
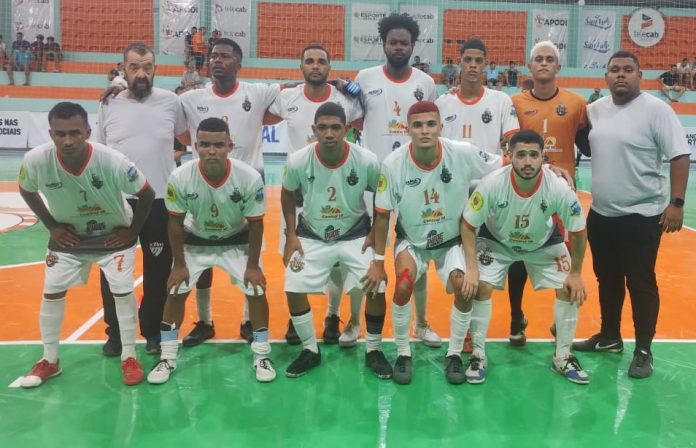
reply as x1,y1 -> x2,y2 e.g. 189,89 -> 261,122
2,342 -> 695,448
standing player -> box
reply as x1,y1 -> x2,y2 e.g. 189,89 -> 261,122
508,41 -> 588,345
97,42 -> 188,356
460,129 -> 589,385
266,44 -> 364,347
281,103 -> 391,379
363,101 -> 504,385
147,117 -> 275,384
18,102 -> 155,387
178,38 -> 280,346
356,13 -> 440,347
436,38 -> 520,353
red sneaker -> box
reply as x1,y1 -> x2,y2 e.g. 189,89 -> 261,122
21,359 -> 62,388
462,330 -> 473,354
121,357 -> 144,386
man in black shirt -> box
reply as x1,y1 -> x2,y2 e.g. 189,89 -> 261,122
658,65 -> 685,102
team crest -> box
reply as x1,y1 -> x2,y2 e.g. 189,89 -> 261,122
288,254 -> 305,272
470,191 -> 484,211
346,169 -> 359,186
413,87 -> 424,101
540,199 -> 548,213
166,183 -> 177,202
440,166 -> 452,183
242,96 -> 252,112
478,247 -> 493,266
556,104 -> 567,116
481,109 -> 492,124
45,253 -> 59,267
377,174 -> 388,192
90,174 -> 103,189
230,188 -> 243,203
149,242 -> 164,257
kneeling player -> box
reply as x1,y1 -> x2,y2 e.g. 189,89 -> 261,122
461,129 -> 589,384
147,117 -> 275,384
18,102 -> 154,388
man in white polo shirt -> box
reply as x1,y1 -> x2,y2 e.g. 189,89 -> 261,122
573,50 -> 690,379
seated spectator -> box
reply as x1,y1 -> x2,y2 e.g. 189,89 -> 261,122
484,61 -> 501,89
13,41 -> 34,86
184,26 -> 197,67
411,55 -> 431,74
441,58 -> 459,88
30,34 -> 45,72
181,63 -> 202,90
191,27 -> 207,71
107,69 -> 127,89
676,58 -> 691,89
0,34 -> 15,85
588,87 -> 602,103
504,61 -> 519,88
658,65 -> 686,102
43,36 -> 62,73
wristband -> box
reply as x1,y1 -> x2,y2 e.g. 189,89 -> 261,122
374,254 -> 385,261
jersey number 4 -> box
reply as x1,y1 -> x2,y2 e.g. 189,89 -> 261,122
423,188 -> 440,205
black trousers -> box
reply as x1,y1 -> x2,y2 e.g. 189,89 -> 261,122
587,209 -> 662,352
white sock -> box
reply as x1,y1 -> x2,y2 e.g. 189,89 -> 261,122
40,296 -> 65,363
446,306 -> 472,357
251,329 -> 271,361
365,332 -> 382,353
195,288 -> 212,324
326,266 -> 342,317
160,337 -> 179,364
291,311 -> 318,353
413,276 -> 428,325
470,300 -> 492,355
348,289 -> 363,324
242,296 -> 250,322
554,299 -> 578,360
114,292 -> 138,360
392,302 -> 412,357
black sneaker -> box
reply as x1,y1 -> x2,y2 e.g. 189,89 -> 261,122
182,321 -> 215,347
572,333 -> 624,353
393,355 -> 413,385
145,337 -> 161,355
285,319 -> 301,345
509,315 -> 528,347
444,354 -> 466,385
102,338 -> 122,357
628,350 -> 653,379
285,348 -> 321,378
365,350 -> 393,379
239,320 -> 253,344
323,314 -> 340,344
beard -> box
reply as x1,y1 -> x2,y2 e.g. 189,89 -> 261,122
128,76 -> 153,99
386,53 -> 411,69
304,72 -> 327,86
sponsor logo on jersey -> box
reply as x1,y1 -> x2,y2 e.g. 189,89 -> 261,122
287,106 -> 299,113
45,181 -> 63,189
367,88 -> 383,97
405,178 -> 421,187
166,183 -> 177,202
543,136 -> 561,152
509,231 -> 532,243
570,201 -> 581,216
556,104 -> 567,116
320,205 -> 343,219
413,87 -> 424,101
288,254 -> 305,272
497,201 -> 509,208
324,225 -> 341,240
540,199 -> 548,213
377,174 -> 388,192
346,169 -> 359,186
481,109 -> 493,124
90,174 -> 103,189
255,187 -> 265,203
229,188 -> 243,203
185,192 -> 198,200
127,164 -> 139,182
86,220 -> 106,233
242,96 -> 252,112
391,140 -> 402,150
421,208 -> 445,223
444,114 -> 457,123
523,109 -> 538,116
426,229 -> 444,248
149,242 -> 164,257
469,191 -> 484,211
478,246 -> 493,266
440,166 -> 452,183
204,220 -> 227,231
45,253 -> 59,267
77,204 -> 105,216
18,165 -> 27,181
197,105 -> 209,113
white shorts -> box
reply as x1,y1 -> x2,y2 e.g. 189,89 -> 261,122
394,240 -> 466,294
284,236 -> 385,294
476,238 -> 570,290
177,244 -> 264,296
43,246 -> 136,295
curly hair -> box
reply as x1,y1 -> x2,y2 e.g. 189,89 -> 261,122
378,13 -> 420,44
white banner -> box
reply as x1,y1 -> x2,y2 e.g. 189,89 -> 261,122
11,0 -> 55,43
212,0 -> 251,57
580,11 -> 616,69
531,10 -> 569,66
399,5 -> 438,67
350,3 -> 390,62
685,127 -> 696,161
0,111 -> 29,148
159,0 -> 200,55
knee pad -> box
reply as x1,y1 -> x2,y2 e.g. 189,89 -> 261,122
393,268 -> 414,306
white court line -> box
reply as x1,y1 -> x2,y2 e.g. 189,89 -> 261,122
0,261 -> 44,270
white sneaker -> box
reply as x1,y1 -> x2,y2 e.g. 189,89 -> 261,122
339,321 -> 361,347
147,359 -> 176,384
254,358 -> 276,383
415,323 -> 442,348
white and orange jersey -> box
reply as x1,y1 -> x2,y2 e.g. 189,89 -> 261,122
375,137 -> 503,249
463,165 -> 585,251
180,82 -> 280,171
436,87 -> 519,155
268,83 -> 363,153
165,158 -> 265,240
283,141 -> 379,240
19,142 -> 148,237
356,65 -> 437,161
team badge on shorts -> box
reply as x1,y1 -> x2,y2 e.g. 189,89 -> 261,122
288,254 -> 305,272
440,166 -> 452,183
346,169 -> 359,186
149,242 -> 164,257
91,174 -> 104,189
481,109 -> 492,124
45,254 -> 59,267
242,96 -> 252,112
478,247 -> 493,266
413,87 -> 424,101
556,104 -> 567,116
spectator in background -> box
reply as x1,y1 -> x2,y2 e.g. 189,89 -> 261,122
676,58 -> 691,89
191,27 -> 207,71
13,41 -> 34,86
484,61 -> 501,89
30,34 -> 45,72
43,36 -> 62,73
12,31 -> 30,52
184,26 -> 197,67
180,62 -> 202,90
657,65 -> 686,102
208,29 -> 220,58
1,34 -> 15,85
441,58 -> 459,89
108,69 -> 128,89
411,55 -> 430,74
588,87 -> 603,103
504,61 -> 519,88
